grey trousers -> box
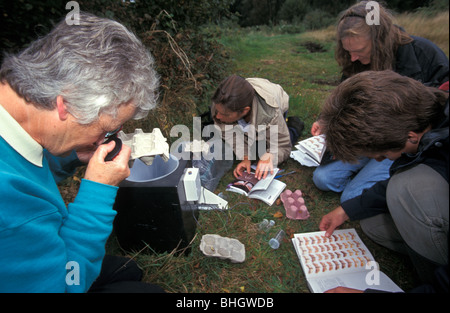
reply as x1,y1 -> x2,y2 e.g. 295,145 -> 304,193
360,164 -> 448,279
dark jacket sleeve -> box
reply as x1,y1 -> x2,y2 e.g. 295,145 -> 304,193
341,179 -> 390,220
396,36 -> 449,87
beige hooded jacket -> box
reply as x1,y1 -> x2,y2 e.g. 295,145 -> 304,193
212,77 -> 291,166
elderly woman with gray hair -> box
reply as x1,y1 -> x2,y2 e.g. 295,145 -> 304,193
0,12 -> 163,292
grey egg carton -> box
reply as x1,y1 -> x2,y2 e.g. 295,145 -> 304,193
200,234 -> 245,263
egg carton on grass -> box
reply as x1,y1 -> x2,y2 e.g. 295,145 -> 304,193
280,189 -> 310,220
200,234 -> 245,263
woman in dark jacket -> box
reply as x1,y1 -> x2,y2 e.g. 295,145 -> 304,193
318,70 -> 448,288
335,2 -> 449,86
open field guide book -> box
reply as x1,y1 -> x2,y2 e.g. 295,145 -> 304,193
291,134 -> 326,167
226,168 -> 286,206
292,228 -> 403,293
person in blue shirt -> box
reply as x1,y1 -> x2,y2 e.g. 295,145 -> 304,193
0,12 -> 163,292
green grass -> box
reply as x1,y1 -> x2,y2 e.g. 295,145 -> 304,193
219,31 -> 340,137
104,28 -> 422,293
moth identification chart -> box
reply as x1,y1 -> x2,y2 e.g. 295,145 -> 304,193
292,228 -> 403,292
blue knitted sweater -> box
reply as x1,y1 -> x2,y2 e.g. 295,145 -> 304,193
0,137 -> 118,292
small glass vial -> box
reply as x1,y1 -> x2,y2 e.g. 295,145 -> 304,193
269,230 -> 286,249
258,219 -> 269,230
258,219 -> 275,231
266,220 -> 275,230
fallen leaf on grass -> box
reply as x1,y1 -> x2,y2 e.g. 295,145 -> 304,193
273,211 -> 283,218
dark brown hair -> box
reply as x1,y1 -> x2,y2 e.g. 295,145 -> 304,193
320,70 -> 448,162
212,75 -> 254,112
335,1 -> 413,78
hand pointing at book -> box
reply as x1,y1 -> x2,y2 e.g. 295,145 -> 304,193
319,206 -> 349,237
233,153 -> 274,180
310,121 -> 322,136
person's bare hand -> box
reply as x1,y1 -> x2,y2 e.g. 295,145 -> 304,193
324,286 -> 364,293
255,153 -> 274,180
233,158 -> 251,178
84,140 -> 131,186
319,206 -> 349,237
310,121 -> 322,136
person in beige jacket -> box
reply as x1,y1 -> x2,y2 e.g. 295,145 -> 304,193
211,75 -> 295,180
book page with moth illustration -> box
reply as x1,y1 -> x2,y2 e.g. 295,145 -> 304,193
292,228 -> 403,293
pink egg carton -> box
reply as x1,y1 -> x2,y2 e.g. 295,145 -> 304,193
280,189 -> 310,220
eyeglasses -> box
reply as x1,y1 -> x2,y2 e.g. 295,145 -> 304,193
105,126 -> 123,139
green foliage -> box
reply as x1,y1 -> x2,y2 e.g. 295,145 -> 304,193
302,9 -> 335,30
429,0 -> 450,10
74,0 -> 236,34
0,0 -> 68,56
414,0 -> 450,15
232,0 -> 438,28
277,0 -> 309,24
234,0 -> 285,27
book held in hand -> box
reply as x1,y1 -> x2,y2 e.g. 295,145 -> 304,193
226,168 -> 286,206
292,228 -> 403,293
290,134 -> 326,167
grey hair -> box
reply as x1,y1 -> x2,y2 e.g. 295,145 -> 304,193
0,12 -> 159,124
